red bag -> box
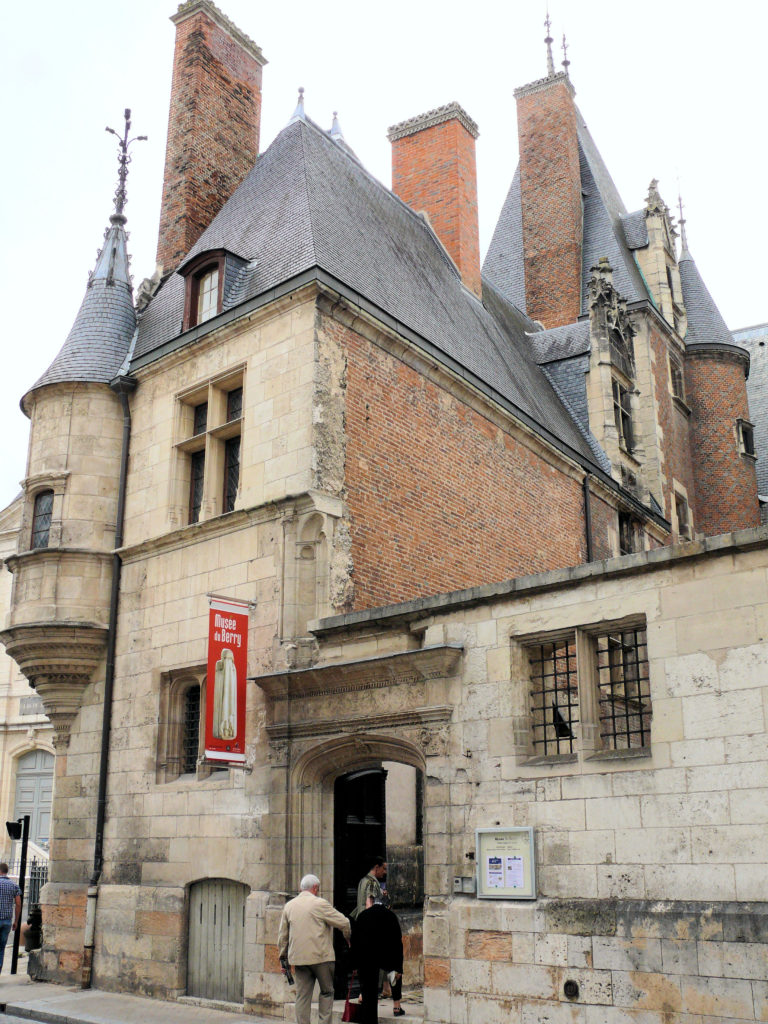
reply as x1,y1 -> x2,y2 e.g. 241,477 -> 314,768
342,989 -> 361,1022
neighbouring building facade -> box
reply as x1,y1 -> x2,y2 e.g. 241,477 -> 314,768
1,2 -> 765,1021
734,321 -> 767,521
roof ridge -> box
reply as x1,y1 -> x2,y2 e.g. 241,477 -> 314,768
295,115 -> 459,281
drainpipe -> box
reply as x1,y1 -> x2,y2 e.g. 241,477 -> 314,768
82,374 -> 136,988
583,472 -> 594,563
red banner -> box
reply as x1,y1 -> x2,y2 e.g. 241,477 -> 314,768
205,597 -> 249,764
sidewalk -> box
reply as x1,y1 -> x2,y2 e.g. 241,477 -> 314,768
0,973 -> 424,1024
0,974 -> 262,1024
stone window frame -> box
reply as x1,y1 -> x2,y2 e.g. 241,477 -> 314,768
171,367 -> 245,529
30,490 -> 54,549
737,418 -> 756,460
156,665 -> 225,783
516,616 -> 651,767
668,352 -> 689,414
673,487 -> 692,541
21,472 -> 69,553
611,374 -> 635,454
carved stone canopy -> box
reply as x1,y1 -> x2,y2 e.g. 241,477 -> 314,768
0,622 -> 108,746
588,258 -> 636,377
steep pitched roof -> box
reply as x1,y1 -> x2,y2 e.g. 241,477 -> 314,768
483,109 -> 649,315
135,116 -> 603,468
25,214 -> 136,403
679,246 -> 739,350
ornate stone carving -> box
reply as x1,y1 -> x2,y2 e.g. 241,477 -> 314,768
419,724 -> 449,757
588,257 -> 636,378
0,624 -> 108,744
267,738 -> 289,767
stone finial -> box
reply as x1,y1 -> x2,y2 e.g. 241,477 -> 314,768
645,178 -> 666,216
289,87 -> 306,125
678,193 -> 690,256
330,111 -> 344,141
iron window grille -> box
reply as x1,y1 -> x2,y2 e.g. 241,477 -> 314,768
595,627 -> 650,750
182,684 -> 201,774
189,450 -> 206,525
609,330 -> 635,380
528,638 -> 579,756
223,436 -> 240,513
31,490 -> 54,549
675,493 -> 691,540
669,356 -> 685,402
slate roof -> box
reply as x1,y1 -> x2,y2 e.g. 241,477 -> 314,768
135,115 -> 604,469
483,108 -> 649,316
26,215 -> 136,401
679,245 -> 741,351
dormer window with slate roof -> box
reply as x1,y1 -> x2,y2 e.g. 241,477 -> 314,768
181,255 -> 225,330
178,249 -> 250,332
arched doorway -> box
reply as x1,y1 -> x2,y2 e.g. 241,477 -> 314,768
13,749 -> 54,846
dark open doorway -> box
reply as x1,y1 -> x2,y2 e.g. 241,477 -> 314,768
332,762 -> 425,1000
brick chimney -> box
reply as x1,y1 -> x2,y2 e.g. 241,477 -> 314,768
388,103 -> 482,297
514,72 -> 582,327
156,0 -> 267,275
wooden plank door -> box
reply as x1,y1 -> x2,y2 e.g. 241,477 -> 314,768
187,878 -> 247,1002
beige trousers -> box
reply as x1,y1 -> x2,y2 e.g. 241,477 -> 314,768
294,961 -> 335,1024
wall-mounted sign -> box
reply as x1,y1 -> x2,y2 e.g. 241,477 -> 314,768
475,827 -> 536,900
205,596 -> 249,764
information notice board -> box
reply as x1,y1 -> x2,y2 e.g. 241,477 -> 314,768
475,827 -> 536,899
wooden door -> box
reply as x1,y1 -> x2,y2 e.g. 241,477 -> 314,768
187,878 -> 247,1002
14,750 -> 54,846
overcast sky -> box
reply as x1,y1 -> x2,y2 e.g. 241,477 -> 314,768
2,0 -> 766,510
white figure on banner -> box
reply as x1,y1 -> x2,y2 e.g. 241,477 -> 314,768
213,647 -> 237,740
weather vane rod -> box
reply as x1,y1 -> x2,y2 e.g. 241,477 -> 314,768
544,10 -> 555,76
105,108 -> 147,219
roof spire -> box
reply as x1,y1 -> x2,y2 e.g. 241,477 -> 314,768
677,193 -> 690,257
544,11 -> 555,76
289,86 -> 306,124
104,108 -> 147,223
330,110 -> 344,141
561,34 -> 570,76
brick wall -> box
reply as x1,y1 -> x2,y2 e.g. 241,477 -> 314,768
515,76 -> 582,328
155,3 -> 264,273
649,325 -> 697,522
334,317 -> 599,610
685,349 -> 760,534
390,109 -> 482,297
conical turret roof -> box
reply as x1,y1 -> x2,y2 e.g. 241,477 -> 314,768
678,243 -> 737,350
23,211 -> 136,406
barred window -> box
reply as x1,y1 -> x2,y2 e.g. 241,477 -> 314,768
523,620 -> 651,762
182,685 -> 201,774
529,638 -> 579,756
675,493 -> 691,540
669,355 -> 685,402
31,490 -> 54,549
596,627 -> 650,750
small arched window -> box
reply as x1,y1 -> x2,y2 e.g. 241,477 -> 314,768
31,490 -> 54,549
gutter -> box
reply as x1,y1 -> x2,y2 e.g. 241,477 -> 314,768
81,373 -> 136,988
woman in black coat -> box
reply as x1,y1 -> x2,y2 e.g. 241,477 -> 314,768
350,897 -> 405,1021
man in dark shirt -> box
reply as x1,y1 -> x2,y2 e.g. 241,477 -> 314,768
351,896 -> 404,1021
0,863 -> 21,974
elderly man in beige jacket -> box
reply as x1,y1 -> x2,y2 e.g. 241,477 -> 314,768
278,873 -> 351,1024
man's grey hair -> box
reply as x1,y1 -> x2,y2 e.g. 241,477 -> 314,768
300,874 -> 320,891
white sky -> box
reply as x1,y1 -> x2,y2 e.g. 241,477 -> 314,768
2,0 -> 766,510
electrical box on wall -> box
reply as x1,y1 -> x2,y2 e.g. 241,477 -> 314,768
453,875 -> 476,894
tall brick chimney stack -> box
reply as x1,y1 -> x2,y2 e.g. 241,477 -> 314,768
155,0 -> 267,275
514,72 -> 582,327
388,103 -> 482,298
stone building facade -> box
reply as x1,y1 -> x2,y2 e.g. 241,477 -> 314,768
1,2 -> 764,1021
0,495 -> 54,861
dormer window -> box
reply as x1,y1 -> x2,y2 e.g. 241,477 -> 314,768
197,267 -> 220,324
178,248 -> 248,332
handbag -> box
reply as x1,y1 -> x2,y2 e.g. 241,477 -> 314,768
342,987 -> 361,1022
